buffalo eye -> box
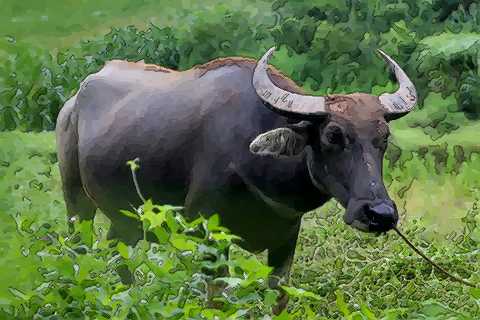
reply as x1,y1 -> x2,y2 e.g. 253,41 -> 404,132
321,124 -> 346,149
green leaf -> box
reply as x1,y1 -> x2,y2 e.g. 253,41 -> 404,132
207,214 -> 220,231
272,310 -> 291,320
470,287 -> 480,299
78,219 -> 94,247
281,286 -> 321,301
360,303 -> 378,320
142,208 -> 166,230
165,210 -> 181,233
264,289 -> 279,307
153,227 -> 169,243
120,209 -> 139,220
117,242 -> 130,259
210,231 -> 241,242
336,290 -> 350,316
170,234 -> 197,251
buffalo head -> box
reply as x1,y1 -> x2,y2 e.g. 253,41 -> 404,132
250,47 -> 417,233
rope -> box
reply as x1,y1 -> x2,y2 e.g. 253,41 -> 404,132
393,226 -> 477,288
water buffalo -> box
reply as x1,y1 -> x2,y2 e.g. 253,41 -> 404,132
56,47 -> 417,306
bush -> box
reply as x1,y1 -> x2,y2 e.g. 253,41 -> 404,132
3,183 -> 480,319
0,4 -> 274,132
0,131 -> 479,318
2,1 -> 480,131
0,157 -> 326,319
1,205 -> 283,319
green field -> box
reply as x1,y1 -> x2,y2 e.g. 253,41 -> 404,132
1,0 -> 480,318
0,0 -> 271,51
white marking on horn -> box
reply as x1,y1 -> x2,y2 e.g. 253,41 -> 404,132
377,49 -> 418,114
253,47 -> 328,116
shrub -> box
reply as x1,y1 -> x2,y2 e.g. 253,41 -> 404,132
1,132 -> 480,318
2,1 -> 480,131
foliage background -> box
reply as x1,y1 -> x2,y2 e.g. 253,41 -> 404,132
1,0 -> 480,318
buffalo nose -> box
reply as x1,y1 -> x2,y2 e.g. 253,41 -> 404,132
365,202 -> 397,231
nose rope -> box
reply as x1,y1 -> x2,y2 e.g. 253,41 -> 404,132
393,226 -> 477,288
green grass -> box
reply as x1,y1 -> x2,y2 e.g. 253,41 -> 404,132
0,0 -> 271,51
1,130 -> 479,318
420,32 -> 480,58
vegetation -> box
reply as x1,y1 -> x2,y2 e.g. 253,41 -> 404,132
1,131 -> 479,319
2,0 -> 480,133
1,0 -> 480,318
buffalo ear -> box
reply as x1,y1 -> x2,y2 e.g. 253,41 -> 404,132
249,127 -> 308,158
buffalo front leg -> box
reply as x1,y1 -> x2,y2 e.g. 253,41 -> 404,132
268,220 -> 301,315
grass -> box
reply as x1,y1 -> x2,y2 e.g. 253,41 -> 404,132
0,0 -> 271,52
1,129 -> 479,318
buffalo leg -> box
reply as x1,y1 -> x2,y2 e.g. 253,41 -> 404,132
58,153 -> 96,233
63,186 -> 96,231
106,214 -> 144,246
268,220 -> 301,314
56,94 -> 97,232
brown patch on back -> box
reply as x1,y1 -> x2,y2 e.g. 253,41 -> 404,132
105,59 -> 176,73
195,57 -> 256,76
195,57 -> 304,94
144,63 -> 174,73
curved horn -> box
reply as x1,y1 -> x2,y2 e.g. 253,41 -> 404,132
253,47 -> 328,118
377,49 -> 417,114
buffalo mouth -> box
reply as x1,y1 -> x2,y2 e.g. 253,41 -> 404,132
344,199 -> 398,233
350,219 -> 370,232
350,218 -> 394,234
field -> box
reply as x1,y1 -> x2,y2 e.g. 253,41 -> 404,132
0,0 -> 271,51
1,0 -> 480,319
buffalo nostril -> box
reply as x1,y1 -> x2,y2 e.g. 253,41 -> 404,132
370,203 -> 395,217
365,203 -> 396,227
364,204 -> 375,220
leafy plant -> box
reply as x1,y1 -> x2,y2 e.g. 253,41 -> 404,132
1,131 -> 480,319
2,1 -> 480,131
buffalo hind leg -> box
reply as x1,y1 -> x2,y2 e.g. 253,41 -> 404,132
57,154 -> 96,233
56,94 -> 96,232
268,220 -> 301,315
64,186 -> 97,233
106,214 -> 144,246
